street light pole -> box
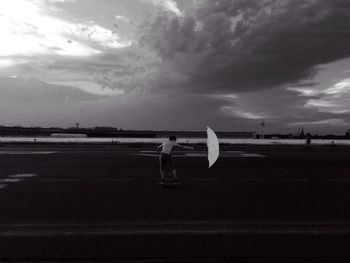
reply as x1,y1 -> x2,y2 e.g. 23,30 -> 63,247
260,121 -> 265,139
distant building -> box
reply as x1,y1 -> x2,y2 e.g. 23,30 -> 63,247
51,133 -> 87,138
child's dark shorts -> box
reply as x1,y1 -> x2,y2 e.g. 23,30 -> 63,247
160,153 -> 174,171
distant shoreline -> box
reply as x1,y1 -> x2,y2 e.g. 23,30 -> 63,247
1,137 -> 350,146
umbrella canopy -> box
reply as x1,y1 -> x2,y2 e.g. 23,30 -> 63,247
207,126 -> 219,168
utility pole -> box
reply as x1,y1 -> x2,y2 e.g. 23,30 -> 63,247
260,120 -> 265,139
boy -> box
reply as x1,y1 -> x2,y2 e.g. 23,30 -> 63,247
157,136 -> 194,185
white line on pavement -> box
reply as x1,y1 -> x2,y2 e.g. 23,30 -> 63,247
0,178 -> 23,183
9,174 -> 38,178
185,153 -> 207,157
240,153 -> 266,157
4,220 -> 350,228
136,153 -> 267,158
3,222 -> 350,236
136,154 -> 159,157
0,151 -> 57,155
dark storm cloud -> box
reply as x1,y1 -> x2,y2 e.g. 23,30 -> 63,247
141,0 -> 350,92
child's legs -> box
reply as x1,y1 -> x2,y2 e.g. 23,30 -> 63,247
170,169 -> 178,180
159,155 -> 166,180
160,169 -> 166,180
167,157 -> 177,180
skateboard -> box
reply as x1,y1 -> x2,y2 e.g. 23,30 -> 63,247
159,171 -> 180,188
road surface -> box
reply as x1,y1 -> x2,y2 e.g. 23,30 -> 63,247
0,144 -> 350,262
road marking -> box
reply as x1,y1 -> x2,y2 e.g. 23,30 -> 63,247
185,153 -> 207,157
0,151 -> 57,155
4,220 -> 350,227
39,178 -> 135,182
0,184 -> 7,189
3,229 -> 344,236
9,173 -> 38,178
142,150 -> 248,154
137,154 -> 160,157
234,178 -> 264,182
39,179 -> 80,182
240,153 -> 266,157
3,220 -> 350,236
95,178 -> 134,182
136,152 -> 267,158
137,153 -> 188,157
0,178 -> 23,183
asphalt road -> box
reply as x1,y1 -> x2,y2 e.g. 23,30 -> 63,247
0,144 -> 350,262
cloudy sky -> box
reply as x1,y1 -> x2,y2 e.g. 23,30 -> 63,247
1,0 -> 350,134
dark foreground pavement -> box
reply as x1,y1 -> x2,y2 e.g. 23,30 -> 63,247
0,144 -> 350,262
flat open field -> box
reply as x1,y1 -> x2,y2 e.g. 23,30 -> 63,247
1,144 -> 350,262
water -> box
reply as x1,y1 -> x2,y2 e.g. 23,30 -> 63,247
0,137 -> 350,145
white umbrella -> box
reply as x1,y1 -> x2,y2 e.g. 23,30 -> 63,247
207,126 -> 219,168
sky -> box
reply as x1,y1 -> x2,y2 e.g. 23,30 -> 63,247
1,0 -> 350,134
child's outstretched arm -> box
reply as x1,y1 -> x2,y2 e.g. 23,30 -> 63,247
176,144 -> 194,150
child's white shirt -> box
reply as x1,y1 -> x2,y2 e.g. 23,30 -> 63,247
161,141 -> 178,154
